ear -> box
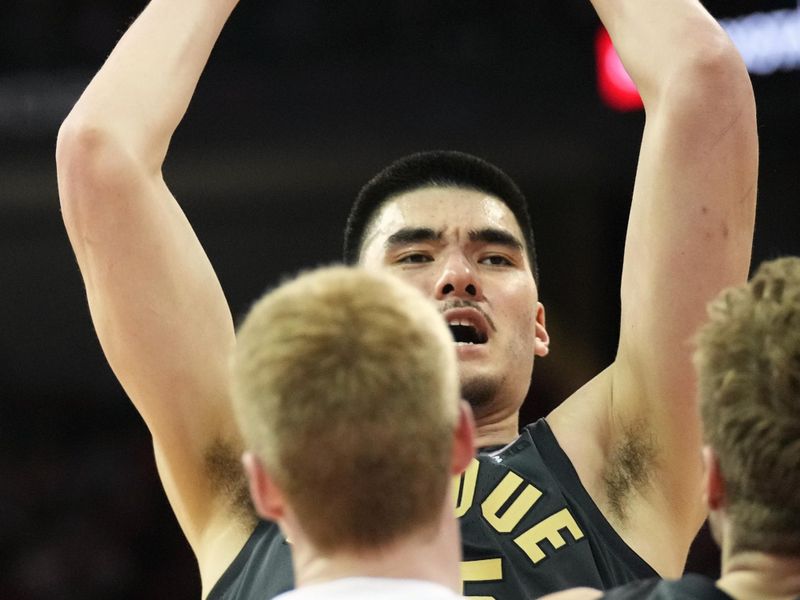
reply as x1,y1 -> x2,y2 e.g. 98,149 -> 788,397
534,302 -> 550,357
242,451 -> 286,522
702,445 -> 726,511
451,401 -> 477,475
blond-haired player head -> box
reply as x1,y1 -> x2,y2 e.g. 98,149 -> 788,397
695,257 -> 800,582
231,265 -> 475,597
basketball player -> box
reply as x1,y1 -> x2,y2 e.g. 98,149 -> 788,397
232,266 -> 474,599
539,257 -> 800,600
55,0 -> 757,597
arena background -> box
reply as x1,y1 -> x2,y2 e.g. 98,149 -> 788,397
2,1 -> 798,598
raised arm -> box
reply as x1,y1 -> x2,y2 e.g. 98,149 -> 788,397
55,0 -> 249,591
550,0 -> 757,576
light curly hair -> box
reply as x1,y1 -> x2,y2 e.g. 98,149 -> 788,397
232,266 -> 459,553
694,256 -> 800,554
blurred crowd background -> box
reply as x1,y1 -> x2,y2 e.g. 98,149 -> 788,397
2,1 -> 798,598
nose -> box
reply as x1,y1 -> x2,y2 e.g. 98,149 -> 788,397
434,253 -> 482,300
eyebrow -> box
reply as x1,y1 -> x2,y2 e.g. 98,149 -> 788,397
385,227 -> 441,249
469,228 -> 523,251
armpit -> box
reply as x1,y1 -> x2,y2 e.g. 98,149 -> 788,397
204,438 -> 258,527
602,420 -> 658,524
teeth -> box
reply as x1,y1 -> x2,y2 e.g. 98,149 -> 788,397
449,319 -> 465,326
448,319 -> 474,327
446,318 -> 487,345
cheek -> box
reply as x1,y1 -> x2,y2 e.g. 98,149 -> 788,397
509,292 -> 540,348
514,320 -> 538,353
495,298 -> 537,349
389,268 -> 435,297
505,283 -> 538,326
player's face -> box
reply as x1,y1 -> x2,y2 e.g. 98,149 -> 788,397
359,186 -> 549,419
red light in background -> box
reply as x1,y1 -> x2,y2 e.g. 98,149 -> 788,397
595,27 -> 643,112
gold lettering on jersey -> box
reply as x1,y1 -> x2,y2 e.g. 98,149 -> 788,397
462,558 -> 502,598
455,458 -> 586,597
513,507 -> 585,563
453,458 -> 480,518
461,557 -> 503,581
481,471 -> 543,532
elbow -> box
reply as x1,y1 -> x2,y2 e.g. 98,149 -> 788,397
56,111 -> 126,184
686,30 -> 750,94
665,28 -> 752,108
56,118 -> 114,228
56,116 -> 108,189
639,18 -> 752,115
652,33 -> 756,143
56,114 -> 146,232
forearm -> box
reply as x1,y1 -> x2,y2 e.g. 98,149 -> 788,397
589,0 -> 746,105
60,0 -> 239,171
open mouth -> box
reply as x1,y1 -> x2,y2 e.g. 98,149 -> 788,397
448,321 -> 488,345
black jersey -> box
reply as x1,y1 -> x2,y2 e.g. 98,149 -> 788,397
207,520 -> 293,600
600,574 -> 733,599
208,418 -> 657,599
457,419 -> 656,598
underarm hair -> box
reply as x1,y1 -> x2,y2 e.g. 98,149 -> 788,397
603,419 -> 657,524
204,438 -> 258,527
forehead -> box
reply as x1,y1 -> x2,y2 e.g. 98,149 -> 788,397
361,186 -> 524,251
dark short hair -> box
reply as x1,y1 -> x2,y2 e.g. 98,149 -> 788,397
343,150 -> 538,284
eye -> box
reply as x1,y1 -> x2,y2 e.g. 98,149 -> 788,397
397,252 -> 433,264
480,254 -> 513,266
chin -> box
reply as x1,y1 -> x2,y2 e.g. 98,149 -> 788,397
460,376 -> 500,411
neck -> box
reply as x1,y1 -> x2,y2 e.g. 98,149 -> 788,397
718,550 -> 800,600
291,497 -> 462,592
474,406 -> 519,448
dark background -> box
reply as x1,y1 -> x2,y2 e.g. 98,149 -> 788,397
2,1 -> 798,598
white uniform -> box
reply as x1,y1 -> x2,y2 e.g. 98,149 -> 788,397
273,577 -> 463,600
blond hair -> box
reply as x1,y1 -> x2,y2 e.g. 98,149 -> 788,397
694,256 -> 800,554
232,266 -> 459,553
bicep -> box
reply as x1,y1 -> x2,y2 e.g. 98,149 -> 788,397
59,151 -> 241,547
611,64 -> 757,514
616,75 -> 757,422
